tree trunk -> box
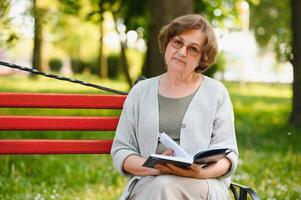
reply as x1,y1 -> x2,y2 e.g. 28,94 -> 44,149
112,14 -> 133,88
120,42 -> 133,88
98,1 -> 107,78
32,0 -> 42,73
290,0 -> 301,125
143,0 -> 193,77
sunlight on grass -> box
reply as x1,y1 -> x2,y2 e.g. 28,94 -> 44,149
0,74 -> 129,93
226,82 -> 292,98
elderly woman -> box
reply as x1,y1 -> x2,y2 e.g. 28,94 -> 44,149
111,14 -> 238,200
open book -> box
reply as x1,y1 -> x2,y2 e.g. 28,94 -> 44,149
143,132 -> 231,168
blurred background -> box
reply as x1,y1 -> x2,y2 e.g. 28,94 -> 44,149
0,0 -> 300,199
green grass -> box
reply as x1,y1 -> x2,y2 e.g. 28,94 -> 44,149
0,75 -> 300,199
227,82 -> 301,199
0,74 -> 129,93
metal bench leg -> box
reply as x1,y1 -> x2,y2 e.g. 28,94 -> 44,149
230,182 -> 260,200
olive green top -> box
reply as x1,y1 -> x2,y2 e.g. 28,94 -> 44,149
156,91 -> 197,154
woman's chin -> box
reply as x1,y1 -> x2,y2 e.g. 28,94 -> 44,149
168,63 -> 187,72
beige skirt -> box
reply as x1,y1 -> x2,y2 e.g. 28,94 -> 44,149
128,174 -> 208,200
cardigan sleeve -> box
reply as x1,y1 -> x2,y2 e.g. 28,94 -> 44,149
110,88 -> 140,177
208,84 -> 238,179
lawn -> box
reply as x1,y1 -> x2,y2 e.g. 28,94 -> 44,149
0,75 -> 300,200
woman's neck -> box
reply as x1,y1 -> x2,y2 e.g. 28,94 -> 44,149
159,72 -> 203,98
164,71 -> 199,86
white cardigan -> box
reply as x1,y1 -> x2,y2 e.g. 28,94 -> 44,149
111,75 -> 238,199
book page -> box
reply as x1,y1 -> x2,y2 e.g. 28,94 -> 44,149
151,154 -> 192,163
159,132 -> 191,160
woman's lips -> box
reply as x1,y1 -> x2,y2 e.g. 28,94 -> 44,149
173,57 -> 186,65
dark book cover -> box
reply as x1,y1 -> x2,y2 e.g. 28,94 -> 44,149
143,148 -> 231,169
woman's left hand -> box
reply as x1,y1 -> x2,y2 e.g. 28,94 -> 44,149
155,163 -> 204,179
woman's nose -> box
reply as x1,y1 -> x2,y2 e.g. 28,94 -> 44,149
177,46 -> 188,56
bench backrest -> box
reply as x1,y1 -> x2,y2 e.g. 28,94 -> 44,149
0,93 -> 126,154
0,93 -> 260,199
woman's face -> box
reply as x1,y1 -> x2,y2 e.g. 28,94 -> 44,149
164,29 -> 206,74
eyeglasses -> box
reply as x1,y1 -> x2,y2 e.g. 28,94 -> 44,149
170,37 -> 202,57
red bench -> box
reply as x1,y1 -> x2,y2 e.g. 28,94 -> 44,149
0,92 -> 259,200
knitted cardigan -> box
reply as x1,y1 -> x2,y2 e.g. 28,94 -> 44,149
111,75 -> 238,199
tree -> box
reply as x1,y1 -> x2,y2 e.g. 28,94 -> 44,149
32,0 -> 43,71
59,0 -> 134,84
111,13 -> 133,87
248,0 -> 301,125
0,0 -> 19,48
290,0 -> 301,125
85,0 -> 108,78
142,0 -> 241,77
248,0 -> 291,62
112,0 -> 149,87
53,0 -> 99,74
143,0 -> 194,77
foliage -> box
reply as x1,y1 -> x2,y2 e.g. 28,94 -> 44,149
70,58 -> 85,74
70,58 -> 99,75
48,58 -> 63,72
44,0 -> 99,70
0,0 -> 19,48
58,0 -> 81,16
116,0 -> 149,38
116,0 -> 240,41
204,52 -> 226,78
248,0 -> 292,62
107,53 -> 121,79
195,0 -> 240,30
0,77 -> 300,199
89,59 -> 101,76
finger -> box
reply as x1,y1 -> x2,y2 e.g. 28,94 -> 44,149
154,163 -> 162,169
189,164 -> 203,179
166,163 -> 187,174
190,164 -> 201,171
155,164 -> 167,170
162,149 -> 174,156
155,163 -> 165,170
166,163 -> 183,170
167,164 -> 200,178
154,166 -> 165,175
157,164 -> 175,174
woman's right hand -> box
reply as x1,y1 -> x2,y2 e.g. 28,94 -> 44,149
149,149 -> 174,175
122,149 -> 174,176
147,149 -> 173,176
122,154 -> 162,176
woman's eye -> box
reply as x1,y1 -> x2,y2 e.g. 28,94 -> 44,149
189,46 -> 199,53
173,39 -> 183,47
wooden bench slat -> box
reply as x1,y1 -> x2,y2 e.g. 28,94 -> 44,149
0,140 -> 112,154
0,116 -> 119,131
0,93 -> 126,109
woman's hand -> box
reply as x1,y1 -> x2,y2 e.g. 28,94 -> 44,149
155,149 -> 204,179
123,155 -> 162,176
155,163 -> 204,179
122,149 -> 173,176
161,148 -> 174,156
155,157 -> 232,179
